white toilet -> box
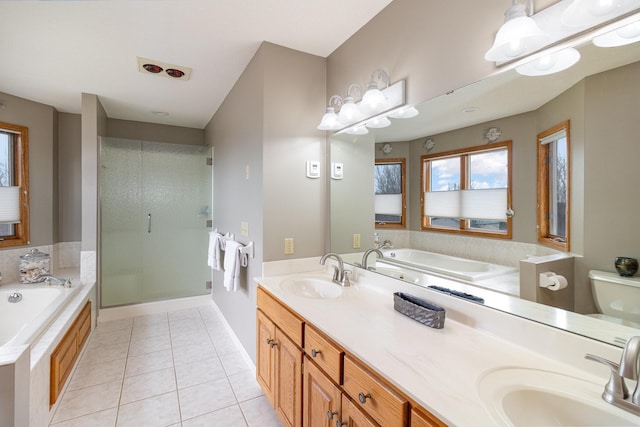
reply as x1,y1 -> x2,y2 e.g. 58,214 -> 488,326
588,270 -> 640,328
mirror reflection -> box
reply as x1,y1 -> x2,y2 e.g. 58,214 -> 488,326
329,35 -> 640,348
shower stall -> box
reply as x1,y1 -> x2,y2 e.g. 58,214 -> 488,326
100,137 -> 212,307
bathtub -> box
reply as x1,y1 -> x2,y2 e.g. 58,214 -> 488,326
380,248 -> 516,282
0,284 -> 80,348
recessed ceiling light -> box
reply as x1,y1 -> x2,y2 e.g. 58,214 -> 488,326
165,68 -> 185,78
143,64 -> 163,74
152,111 -> 169,116
137,57 -> 191,81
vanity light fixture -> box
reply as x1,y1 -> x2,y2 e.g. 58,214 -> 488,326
317,95 -> 344,130
593,19 -> 640,46
515,47 -> 581,76
345,124 -> 369,135
388,106 -> 419,119
337,84 -> 364,124
0,186 -> 21,224
485,0 -> 551,62
562,0 -> 624,27
366,116 -> 392,129
361,69 -> 390,115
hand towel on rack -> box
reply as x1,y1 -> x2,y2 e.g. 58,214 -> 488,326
223,240 -> 248,291
207,231 -> 222,271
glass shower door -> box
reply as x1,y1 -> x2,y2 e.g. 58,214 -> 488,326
101,138 -> 212,307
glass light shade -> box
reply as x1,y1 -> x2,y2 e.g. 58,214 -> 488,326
485,5 -> 551,62
388,106 -> 419,119
594,20 -> 640,47
317,107 -> 341,130
0,186 -> 21,224
460,189 -> 508,220
337,97 -> 362,123
424,191 -> 460,218
516,48 -> 581,76
345,125 -> 368,135
361,85 -> 387,115
365,116 -> 391,129
562,0 -> 623,27
375,194 -> 402,216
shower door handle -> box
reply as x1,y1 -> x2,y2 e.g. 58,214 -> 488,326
147,214 -> 152,233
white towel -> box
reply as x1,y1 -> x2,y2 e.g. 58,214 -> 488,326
223,240 -> 248,292
207,231 -> 222,271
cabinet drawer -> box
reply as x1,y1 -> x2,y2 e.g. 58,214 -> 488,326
343,355 -> 408,427
411,407 -> 446,427
257,286 -> 303,347
77,302 -> 92,348
304,324 -> 342,384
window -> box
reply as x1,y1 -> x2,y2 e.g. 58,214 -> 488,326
537,121 -> 570,251
421,141 -> 512,238
0,122 -> 29,248
374,158 -> 406,228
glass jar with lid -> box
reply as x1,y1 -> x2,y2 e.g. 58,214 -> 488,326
19,248 -> 50,283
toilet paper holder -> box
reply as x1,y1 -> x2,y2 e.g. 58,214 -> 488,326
539,271 -> 568,290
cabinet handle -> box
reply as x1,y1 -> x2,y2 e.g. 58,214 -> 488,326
358,392 -> 371,404
336,421 -> 347,427
311,349 -> 322,358
327,410 -> 338,420
266,338 -> 273,345
269,341 -> 278,349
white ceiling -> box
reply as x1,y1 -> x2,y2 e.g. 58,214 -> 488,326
0,0 -> 393,129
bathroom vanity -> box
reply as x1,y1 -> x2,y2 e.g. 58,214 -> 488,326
257,258 -> 639,426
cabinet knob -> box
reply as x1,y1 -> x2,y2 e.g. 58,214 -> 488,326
266,338 -> 273,345
269,340 -> 278,349
311,348 -> 322,358
336,420 -> 347,427
327,410 -> 338,420
358,392 -> 371,404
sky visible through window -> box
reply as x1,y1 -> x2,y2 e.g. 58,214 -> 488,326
431,150 -> 508,191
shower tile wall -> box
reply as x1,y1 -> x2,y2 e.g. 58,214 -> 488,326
49,305 -> 281,427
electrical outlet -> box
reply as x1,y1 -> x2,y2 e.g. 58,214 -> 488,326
284,238 -> 294,255
240,221 -> 249,236
353,233 -> 361,249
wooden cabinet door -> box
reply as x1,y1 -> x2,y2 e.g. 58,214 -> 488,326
303,356 -> 342,427
340,395 -> 379,427
256,310 -> 276,406
410,408 -> 446,427
275,327 -> 303,427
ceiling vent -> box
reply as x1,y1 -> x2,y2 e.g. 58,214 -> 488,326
137,57 -> 191,81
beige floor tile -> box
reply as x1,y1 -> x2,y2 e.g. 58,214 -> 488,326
172,341 -> 218,366
94,318 -> 134,334
49,407 -> 117,427
128,334 -> 172,356
88,328 -> 132,346
212,333 -> 243,356
175,357 -> 226,389
131,322 -> 170,341
169,318 -> 206,333
115,391 -> 181,427
51,380 -> 122,424
170,329 -> 212,348
125,349 -> 173,378
168,307 -> 202,321
228,371 -> 263,403
177,377 -> 237,420
121,367 -> 177,404
80,341 -> 130,366
240,396 -> 282,427
67,358 -> 126,391
133,312 -> 168,326
219,351 -> 252,376
182,404 -> 248,427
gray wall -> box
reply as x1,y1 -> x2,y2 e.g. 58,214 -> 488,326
107,119 -> 205,146
205,42 -> 326,361
58,113 -> 82,242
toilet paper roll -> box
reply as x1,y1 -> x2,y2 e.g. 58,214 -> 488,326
545,274 -> 568,291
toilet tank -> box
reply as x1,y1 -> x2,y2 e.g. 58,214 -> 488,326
589,270 -> 640,325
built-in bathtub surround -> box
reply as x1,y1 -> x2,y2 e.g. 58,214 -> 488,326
80,250 -> 96,287
0,242 -> 81,286
376,229 -> 561,268
48,304 -> 280,427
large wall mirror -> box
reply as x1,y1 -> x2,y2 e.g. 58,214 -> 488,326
329,21 -> 640,348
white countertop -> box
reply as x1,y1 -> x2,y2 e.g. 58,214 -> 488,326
258,258 -> 632,426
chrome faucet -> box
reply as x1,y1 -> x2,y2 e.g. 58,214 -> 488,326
586,335 -> 640,415
37,274 -> 72,288
362,248 -> 383,270
319,252 -> 351,287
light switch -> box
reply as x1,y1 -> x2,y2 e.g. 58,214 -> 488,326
353,233 -> 361,249
240,221 -> 249,236
284,238 -> 294,255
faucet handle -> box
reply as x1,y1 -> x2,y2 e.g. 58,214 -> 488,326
342,269 -> 352,286
585,353 -> 629,400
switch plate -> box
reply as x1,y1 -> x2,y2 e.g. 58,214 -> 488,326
240,221 -> 249,236
331,162 -> 344,180
353,233 -> 361,249
306,160 -> 320,179
284,238 -> 294,255
245,165 -> 250,180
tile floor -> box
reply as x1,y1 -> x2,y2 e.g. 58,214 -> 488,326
49,304 -> 282,427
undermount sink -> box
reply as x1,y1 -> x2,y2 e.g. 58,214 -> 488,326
477,367 -> 638,426
280,276 -> 343,299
